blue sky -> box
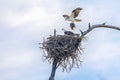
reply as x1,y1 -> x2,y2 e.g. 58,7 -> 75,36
0,0 -> 120,80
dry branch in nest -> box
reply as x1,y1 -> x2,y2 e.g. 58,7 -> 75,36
41,34 -> 83,72
40,30 -> 84,80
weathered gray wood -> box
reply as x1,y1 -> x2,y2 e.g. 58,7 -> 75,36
49,59 -> 58,80
81,23 -> 120,36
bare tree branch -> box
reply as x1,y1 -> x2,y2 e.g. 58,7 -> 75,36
81,23 -> 120,36
49,59 -> 58,80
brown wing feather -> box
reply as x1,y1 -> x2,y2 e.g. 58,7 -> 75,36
63,15 -> 69,18
72,7 -> 82,18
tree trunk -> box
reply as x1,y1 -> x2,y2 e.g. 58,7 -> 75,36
49,59 -> 58,80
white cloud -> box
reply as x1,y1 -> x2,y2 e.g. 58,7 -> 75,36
2,5 -> 59,28
0,51 -> 36,69
83,30 -> 120,72
0,0 -> 120,80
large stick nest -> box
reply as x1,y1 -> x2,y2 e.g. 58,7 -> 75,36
40,34 -> 83,72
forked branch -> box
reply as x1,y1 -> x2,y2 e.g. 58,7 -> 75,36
81,23 -> 120,36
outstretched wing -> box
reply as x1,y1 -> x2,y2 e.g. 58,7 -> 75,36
71,7 -> 82,18
63,15 -> 69,19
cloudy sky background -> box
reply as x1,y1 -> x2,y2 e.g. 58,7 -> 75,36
0,0 -> 120,80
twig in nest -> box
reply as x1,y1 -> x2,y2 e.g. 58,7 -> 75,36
40,33 -> 83,80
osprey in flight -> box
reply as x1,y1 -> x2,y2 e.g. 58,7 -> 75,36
63,7 -> 82,30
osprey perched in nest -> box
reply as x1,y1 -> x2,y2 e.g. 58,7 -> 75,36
63,7 -> 82,30
62,28 -> 74,36
62,28 -> 80,37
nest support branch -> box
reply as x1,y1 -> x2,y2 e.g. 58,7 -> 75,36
40,33 -> 83,80
49,58 -> 58,80
81,23 -> 120,36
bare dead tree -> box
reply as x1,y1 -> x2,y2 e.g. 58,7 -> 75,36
40,23 -> 120,80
